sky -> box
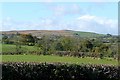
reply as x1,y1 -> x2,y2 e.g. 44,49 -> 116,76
1,2 -> 118,35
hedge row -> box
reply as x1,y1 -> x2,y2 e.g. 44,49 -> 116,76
2,62 -> 119,80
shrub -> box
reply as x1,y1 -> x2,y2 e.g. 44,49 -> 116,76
2,62 -> 119,80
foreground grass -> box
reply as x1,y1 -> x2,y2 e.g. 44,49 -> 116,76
1,55 -> 118,65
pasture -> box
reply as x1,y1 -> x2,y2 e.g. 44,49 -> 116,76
2,44 -> 38,53
1,44 -> 118,65
1,55 -> 118,65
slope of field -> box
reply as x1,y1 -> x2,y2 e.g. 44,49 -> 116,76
72,31 -> 104,38
1,30 -> 104,38
2,44 -> 38,53
1,55 -> 118,65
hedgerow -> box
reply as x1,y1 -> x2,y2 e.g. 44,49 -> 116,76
2,62 -> 119,80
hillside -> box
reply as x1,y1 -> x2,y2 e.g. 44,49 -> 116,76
1,30 -> 104,38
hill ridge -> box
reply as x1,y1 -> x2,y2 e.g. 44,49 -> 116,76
1,30 -> 104,38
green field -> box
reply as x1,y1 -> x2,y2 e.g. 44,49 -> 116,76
1,55 -> 118,65
1,44 -> 118,65
2,44 -> 38,53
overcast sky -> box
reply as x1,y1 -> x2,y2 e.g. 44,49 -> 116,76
1,1 -> 118,34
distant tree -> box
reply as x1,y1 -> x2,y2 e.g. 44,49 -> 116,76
15,32 -> 22,54
60,37 -> 75,51
92,47 -> 100,58
2,34 -> 9,44
100,53 -> 104,59
106,34 -> 112,37
98,44 -> 109,58
81,39 -> 93,52
20,34 -> 35,45
55,42 -> 64,51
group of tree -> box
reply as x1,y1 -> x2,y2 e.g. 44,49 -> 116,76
2,33 -> 36,46
1,32 -> 118,59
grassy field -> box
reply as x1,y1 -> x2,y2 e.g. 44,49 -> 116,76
2,44 -> 38,53
1,55 -> 118,65
1,44 -> 118,65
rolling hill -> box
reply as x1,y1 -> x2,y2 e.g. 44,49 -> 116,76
1,30 -> 104,38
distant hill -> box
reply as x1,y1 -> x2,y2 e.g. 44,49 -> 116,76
1,30 -> 104,38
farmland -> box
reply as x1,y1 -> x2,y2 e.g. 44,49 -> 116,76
1,55 -> 118,65
1,30 -> 118,65
1,30 -> 119,80
2,44 -> 38,53
1,43 -> 118,65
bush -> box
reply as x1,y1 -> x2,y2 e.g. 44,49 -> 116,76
2,62 -> 119,80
